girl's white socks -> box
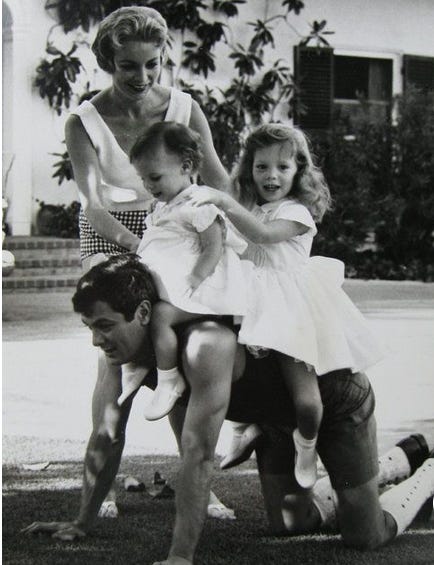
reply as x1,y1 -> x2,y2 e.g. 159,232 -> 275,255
118,362 -> 147,406
293,428 -> 318,489
144,366 -> 186,421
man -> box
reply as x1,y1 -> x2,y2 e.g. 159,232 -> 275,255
23,255 -> 434,565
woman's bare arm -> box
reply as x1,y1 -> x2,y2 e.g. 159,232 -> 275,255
188,101 -> 230,192
65,115 -> 141,252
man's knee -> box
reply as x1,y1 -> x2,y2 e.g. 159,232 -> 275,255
295,397 -> 323,425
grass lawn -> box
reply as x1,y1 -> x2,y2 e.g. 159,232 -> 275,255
3,447 -> 434,565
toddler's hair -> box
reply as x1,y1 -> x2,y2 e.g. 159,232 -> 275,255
130,121 -> 203,172
234,123 -> 331,222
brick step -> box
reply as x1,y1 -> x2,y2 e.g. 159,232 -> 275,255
7,248 -> 81,262
2,273 -> 81,292
12,265 -> 82,277
2,237 -> 83,292
13,256 -> 81,268
3,236 -> 80,251
4,237 -> 80,263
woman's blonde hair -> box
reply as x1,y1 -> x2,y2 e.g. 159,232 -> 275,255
92,6 -> 169,73
234,123 -> 331,222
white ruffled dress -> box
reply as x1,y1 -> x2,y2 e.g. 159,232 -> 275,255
137,184 -> 248,316
238,199 -> 383,375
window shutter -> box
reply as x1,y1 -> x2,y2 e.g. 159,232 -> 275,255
403,55 -> 434,92
293,46 -> 334,129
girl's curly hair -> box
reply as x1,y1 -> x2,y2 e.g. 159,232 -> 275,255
234,123 -> 331,222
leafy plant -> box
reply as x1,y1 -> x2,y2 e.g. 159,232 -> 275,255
213,0 -> 246,18
36,200 -> 80,238
282,0 -> 305,14
51,147 -> 74,185
300,19 -> 335,47
310,88 -> 434,281
34,43 -> 82,115
182,41 -> 216,77
44,0 -> 117,33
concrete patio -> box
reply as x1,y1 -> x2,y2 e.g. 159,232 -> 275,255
3,279 -> 434,464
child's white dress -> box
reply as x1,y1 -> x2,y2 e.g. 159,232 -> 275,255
137,184 -> 248,316
238,199 -> 383,375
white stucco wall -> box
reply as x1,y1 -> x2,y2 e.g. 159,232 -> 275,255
3,0 -> 434,234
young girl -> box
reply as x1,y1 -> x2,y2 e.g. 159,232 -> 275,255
129,121 -> 248,421
189,123 -> 383,488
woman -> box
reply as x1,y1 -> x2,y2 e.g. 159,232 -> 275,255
66,6 -> 229,272
66,6 -> 232,520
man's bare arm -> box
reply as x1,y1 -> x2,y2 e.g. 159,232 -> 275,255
157,323 -> 237,564
22,356 -> 138,539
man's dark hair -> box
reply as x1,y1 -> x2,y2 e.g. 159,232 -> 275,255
72,254 -> 158,321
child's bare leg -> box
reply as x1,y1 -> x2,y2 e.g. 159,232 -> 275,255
279,355 -> 323,489
144,301 -> 202,421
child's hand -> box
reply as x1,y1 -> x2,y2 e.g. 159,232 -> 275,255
185,273 -> 203,296
189,187 -> 226,210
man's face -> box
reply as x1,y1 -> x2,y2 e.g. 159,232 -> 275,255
81,300 -> 149,365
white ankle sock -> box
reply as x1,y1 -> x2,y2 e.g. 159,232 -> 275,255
380,458 -> 434,535
378,446 -> 412,487
118,362 -> 146,406
157,366 -> 183,387
293,428 -> 318,489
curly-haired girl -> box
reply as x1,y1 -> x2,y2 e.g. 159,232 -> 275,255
189,123 -> 383,488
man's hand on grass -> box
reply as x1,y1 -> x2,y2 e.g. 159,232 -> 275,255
21,521 -> 86,541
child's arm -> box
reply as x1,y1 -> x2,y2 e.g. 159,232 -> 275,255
189,187 -> 308,244
187,218 -> 224,293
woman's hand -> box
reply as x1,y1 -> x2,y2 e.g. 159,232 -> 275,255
21,521 -> 86,541
188,187 -> 229,211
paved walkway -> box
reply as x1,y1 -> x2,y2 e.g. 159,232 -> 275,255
3,280 -> 434,464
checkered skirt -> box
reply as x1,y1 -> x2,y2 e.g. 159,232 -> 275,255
79,209 -> 147,260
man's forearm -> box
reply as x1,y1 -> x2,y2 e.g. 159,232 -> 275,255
169,452 -> 213,561
76,430 -> 125,531
162,323 -> 236,563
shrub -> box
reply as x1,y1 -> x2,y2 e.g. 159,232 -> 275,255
309,88 -> 434,281
36,200 -> 80,238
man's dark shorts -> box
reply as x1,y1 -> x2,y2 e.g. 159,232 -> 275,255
142,327 -> 379,491
225,351 -> 379,491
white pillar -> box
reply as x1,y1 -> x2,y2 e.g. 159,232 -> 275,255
2,1 -> 33,235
